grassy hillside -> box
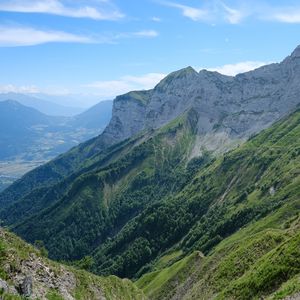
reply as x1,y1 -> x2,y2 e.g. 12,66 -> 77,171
88,109 -> 299,282
136,201 -> 300,299
5,109 -> 199,265
0,227 -> 145,300
135,109 -> 300,299
1,107 -> 299,299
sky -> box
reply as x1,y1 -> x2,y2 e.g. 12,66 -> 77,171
1,0 -> 300,107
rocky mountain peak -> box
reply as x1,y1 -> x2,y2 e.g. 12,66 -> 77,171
155,66 -> 198,91
92,46 -> 300,157
290,44 -> 300,58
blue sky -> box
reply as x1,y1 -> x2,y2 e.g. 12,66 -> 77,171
0,0 -> 300,106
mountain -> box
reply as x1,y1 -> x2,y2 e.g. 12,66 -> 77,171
0,99 -> 112,161
0,227 -> 145,299
0,93 -> 83,116
0,100 -> 112,191
69,100 -> 113,130
0,100 -> 65,160
0,46 -> 300,299
4,43 -> 299,208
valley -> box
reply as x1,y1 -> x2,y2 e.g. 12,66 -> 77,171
0,99 -> 113,190
0,161 -> 42,191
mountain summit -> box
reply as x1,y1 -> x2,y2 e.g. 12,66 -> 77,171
94,45 -> 300,158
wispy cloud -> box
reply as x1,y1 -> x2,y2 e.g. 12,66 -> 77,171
221,2 -> 245,24
114,30 -> 159,40
151,16 -> 162,22
159,0 -> 300,25
203,61 -> 269,76
162,1 -> 209,21
133,30 -> 159,37
266,8 -> 300,24
160,0 -> 247,23
0,84 -> 40,93
84,73 -> 166,98
0,25 -> 159,47
0,0 -> 124,20
0,26 -> 94,47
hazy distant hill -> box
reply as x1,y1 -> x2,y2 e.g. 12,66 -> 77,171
0,92 -> 83,116
69,100 -> 113,129
0,100 -> 65,159
0,99 -> 112,190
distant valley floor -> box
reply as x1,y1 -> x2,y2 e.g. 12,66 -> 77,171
0,160 -> 46,191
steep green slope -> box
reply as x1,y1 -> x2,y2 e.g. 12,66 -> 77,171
90,108 -> 300,280
8,109 -> 200,263
137,202 -> 300,300
134,110 -> 300,299
0,227 -> 145,300
1,105 -> 299,299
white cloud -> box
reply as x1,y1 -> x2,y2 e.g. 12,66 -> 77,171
151,16 -> 162,22
133,30 -> 159,38
221,3 -> 244,24
161,1 -> 247,23
0,25 -> 159,47
0,84 -> 40,93
84,73 -> 166,98
163,2 -> 208,21
114,30 -> 159,40
267,9 -> 300,24
174,4 -> 207,21
0,26 -> 93,47
0,0 -> 124,20
204,61 -> 269,76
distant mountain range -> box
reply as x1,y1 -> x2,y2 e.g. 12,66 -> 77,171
0,99 -> 112,190
0,92 -> 83,116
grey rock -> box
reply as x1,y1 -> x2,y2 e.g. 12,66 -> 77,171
0,278 -> 9,292
0,278 -> 18,296
19,276 -> 32,297
95,46 -> 300,157
284,292 -> 300,300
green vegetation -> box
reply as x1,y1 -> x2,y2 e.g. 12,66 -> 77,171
137,251 -> 202,299
0,227 -> 145,300
0,105 -> 299,299
46,290 -> 65,300
3,109 -> 198,273
138,200 -> 300,299
115,90 -> 151,105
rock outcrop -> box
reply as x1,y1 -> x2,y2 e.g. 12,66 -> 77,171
97,46 -> 300,155
0,228 -> 145,300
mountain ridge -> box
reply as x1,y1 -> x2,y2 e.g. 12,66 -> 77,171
0,92 -> 83,116
3,45 -> 299,199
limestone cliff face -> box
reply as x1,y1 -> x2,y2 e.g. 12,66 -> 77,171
96,46 -> 300,155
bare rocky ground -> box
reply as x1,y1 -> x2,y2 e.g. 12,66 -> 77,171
0,228 -> 145,300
